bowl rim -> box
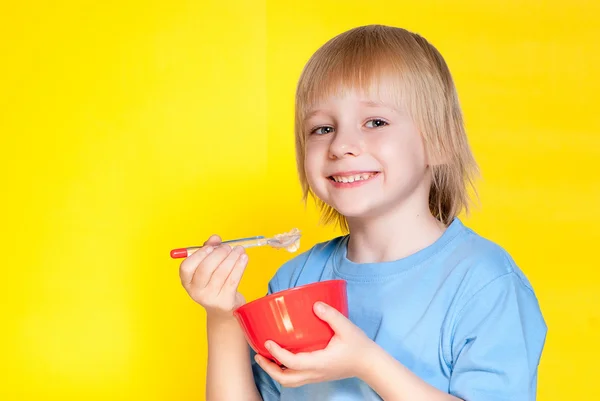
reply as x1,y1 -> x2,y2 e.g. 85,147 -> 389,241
233,279 -> 346,314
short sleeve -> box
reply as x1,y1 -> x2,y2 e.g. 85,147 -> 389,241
449,272 -> 547,401
250,278 -> 281,400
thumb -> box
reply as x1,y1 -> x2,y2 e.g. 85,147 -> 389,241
313,302 -> 350,333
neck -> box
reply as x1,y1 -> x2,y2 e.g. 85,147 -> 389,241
345,196 -> 447,264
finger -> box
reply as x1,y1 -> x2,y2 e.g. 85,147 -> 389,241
206,246 -> 244,295
313,302 -> 350,334
265,341 -> 314,371
184,236 -> 221,267
203,234 -> 222,247
191,244 -> 232,289
223,247 -> 249,290
183,235 -> 222,271
179,245 -> 215,286
254,355 -> 312,388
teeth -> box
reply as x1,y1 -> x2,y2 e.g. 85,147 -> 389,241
331,173 -> 375,183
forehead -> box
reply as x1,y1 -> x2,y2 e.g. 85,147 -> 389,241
302,82 -> 405,119
297,43 -> 415,122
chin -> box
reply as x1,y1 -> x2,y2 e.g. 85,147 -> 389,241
328,199 -> 377,219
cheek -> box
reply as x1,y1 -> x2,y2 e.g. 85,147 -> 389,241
304,144 -> 323,184
375,130 -> 427,172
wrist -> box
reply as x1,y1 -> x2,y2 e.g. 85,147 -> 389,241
206,311 -> 239,327
354,340 -> 385,383
206,313 -> 248,348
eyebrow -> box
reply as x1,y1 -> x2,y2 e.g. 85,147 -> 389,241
360,100 -> 401,112
360,100 -> 386,108
304,109 -> 322,120
304,100 -> 397,121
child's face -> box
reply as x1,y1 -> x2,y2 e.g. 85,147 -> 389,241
303,86 -> 430,221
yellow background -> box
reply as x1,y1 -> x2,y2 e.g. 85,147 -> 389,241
1,1 -> 598,400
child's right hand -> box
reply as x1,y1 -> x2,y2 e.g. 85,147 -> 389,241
179,235 -> 249,319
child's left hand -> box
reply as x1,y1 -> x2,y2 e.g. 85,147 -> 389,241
254,301 -> 374,388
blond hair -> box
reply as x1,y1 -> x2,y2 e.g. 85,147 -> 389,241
294,25 -> 479,233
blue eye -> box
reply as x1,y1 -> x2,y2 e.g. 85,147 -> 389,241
365,119 -> 388,128
311,126 -> 334,135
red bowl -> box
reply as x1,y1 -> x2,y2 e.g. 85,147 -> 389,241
233,279 -> 348,362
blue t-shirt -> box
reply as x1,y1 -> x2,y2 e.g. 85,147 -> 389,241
251,218 -> 547,401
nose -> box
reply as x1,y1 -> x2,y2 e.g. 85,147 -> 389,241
328,126 -> 363,159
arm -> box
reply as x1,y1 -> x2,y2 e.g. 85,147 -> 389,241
361,272 -> 546,401
254,302 -> 460,400
206,315 -> 262,401
177,236 -> 265,401
255,270 -> 546,401
358,344 -> 461,401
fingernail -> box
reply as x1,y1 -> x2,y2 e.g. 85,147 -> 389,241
265,341 -> 272,350
314,302 -> 325,314
240,253 -> 248,261
205,246 -> 214,254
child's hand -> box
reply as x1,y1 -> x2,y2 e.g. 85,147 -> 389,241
254,302 -> 374,387
179,235 -> 249,319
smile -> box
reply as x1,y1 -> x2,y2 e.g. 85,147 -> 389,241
327,172 -> 380,187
